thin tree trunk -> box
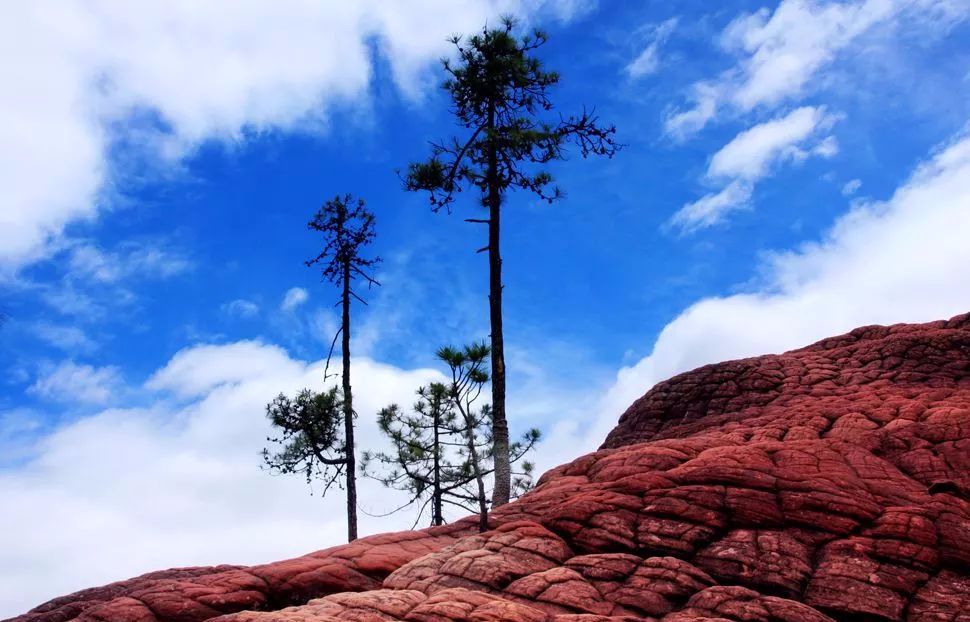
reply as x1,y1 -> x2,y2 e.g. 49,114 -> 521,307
342,262 -> 358,542
457,401 -> 489,533
486,102 -> 511,508
470,430 -> 489,532
432,398 -> 443,526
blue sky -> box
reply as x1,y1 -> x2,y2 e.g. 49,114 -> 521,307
2,0 -> 970,615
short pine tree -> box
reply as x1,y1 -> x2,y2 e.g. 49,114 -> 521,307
364,343 -> 540,531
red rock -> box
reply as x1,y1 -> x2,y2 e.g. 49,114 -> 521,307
7,313 -> 969,622
693,530 -> 811,598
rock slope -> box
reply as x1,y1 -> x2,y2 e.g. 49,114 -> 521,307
8,314 -> 970,622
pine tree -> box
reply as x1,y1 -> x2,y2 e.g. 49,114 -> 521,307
362,383 -> 484,528
304,194 -> 380,541
436,343 -> 492,532
364,343 -> 540,532
405,18 -> 618,506
263,387 -> 346,495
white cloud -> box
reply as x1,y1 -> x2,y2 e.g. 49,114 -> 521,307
0,0 -> 581,273
812,135 -> 840,158
29,323 -> 97,352
222,299 -> 260,319
147,341 -> 300,399
661,0 -> 968,227
538,0 -> 599,21
39,284 -> 106,319
671,106 -> 839,233
68,246 -> 124,283
0,409 -> 45,467
68,242 -> 192,283
5,241 -> 192,328
664,82 -> 721,140
123,245 -> 194,279
668,180 -> 753,233
29,362 -> 122,404
666,0 -> 969,138
281,287 -> 309,312
842,178 -> 863,196
708,106 -> 837,180
722,0 -> 896,111
625,18 -> 678,78
2,344 -> 442,617
605,128 -> 970,431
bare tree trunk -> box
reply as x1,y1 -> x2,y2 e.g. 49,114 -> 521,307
486,102 -> 511,508
342,263 -> 358,542
432,400 -> 443,526
457,403 -> 489,533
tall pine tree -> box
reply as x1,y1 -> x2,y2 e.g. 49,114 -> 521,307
405,18 -> 618,506
305,194 -> 380,541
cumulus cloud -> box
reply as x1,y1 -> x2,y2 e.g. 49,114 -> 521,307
0,409 -> 45,468
2,343 -> 443,617
281,287 -> 309,312
1,325 -> 598,617
0,0 -> 581,273
29,361 -> 123,404
147,341 -> 299,399
607,128 -> 970,428
625,18 -> 678,78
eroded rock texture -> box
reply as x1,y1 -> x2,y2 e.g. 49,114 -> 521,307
9,314 -> 970,622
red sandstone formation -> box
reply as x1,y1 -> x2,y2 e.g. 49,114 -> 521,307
8,314 -> 969,622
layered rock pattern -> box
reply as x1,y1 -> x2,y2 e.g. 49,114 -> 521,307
9,314 -> 970,622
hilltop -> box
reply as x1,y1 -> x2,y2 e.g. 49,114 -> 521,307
8,313 -> 969,622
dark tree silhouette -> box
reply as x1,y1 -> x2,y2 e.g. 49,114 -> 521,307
364,343 -> 540,532
404,17 -> 619,506
263,387 -> 346,495
304,194 -> 381,542
362,383 -> 478,528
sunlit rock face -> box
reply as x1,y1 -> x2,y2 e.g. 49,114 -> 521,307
8,314 -> 969,622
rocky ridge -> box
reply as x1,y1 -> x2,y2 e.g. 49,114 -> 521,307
8,313 -> 969,622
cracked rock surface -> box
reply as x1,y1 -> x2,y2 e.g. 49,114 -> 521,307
8,313 -> 969,622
